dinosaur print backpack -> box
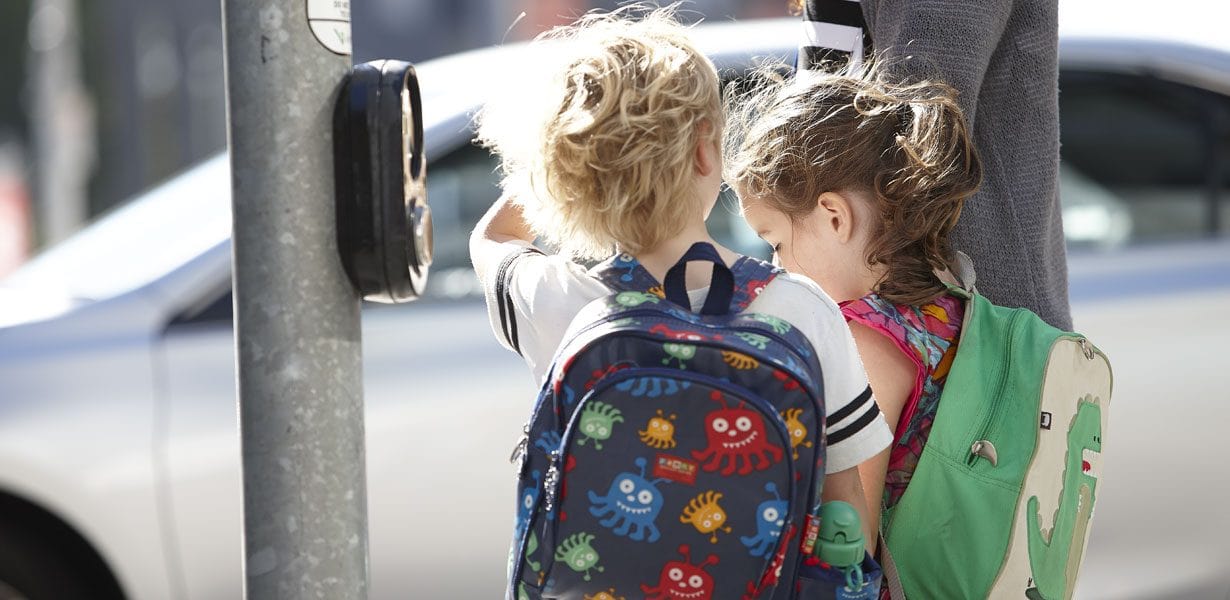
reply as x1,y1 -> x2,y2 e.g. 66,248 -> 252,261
878,256 -> 1113,600
507,243 -> 872,600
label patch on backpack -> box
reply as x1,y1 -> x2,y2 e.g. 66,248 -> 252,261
653,453 -> 699,486
802,513 -> 822,556
1040,412 -> 1052,430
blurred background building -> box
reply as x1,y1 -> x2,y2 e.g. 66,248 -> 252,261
0,0 -> 790,278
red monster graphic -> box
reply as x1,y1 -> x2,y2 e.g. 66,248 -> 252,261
692,391 -> 784,476
742,277 -> 772,300
585,361 -> 636,390
641,545 -> 719,600
771,369 -> 801,391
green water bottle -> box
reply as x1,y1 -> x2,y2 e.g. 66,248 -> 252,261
818,501 -> 866,591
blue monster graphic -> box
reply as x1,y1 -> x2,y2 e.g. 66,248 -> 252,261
660,305 -> 694,322
587,457 -> 668,543
612,253 -> 639,283
560,384 -> 577,407
740,482 -> 787,557
515,470 -> 542,537
535,431 -> 561,455
615,376 -> 690,398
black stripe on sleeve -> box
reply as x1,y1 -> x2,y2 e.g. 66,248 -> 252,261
827,400 -> 882,446
492,248 -> 542,356
804,0 -> 866,29
827,385 -> 873,427
504,280 -> 521,355
493,254 -> 517,353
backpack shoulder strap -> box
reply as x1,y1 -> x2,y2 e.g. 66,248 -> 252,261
589,252 -> 662,294
728,256 -> 781,312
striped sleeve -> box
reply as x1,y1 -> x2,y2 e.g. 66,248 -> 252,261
820,320 -> 892,473
482,243 -> 544,357
479,242 -> 611,384
826,384 -> 880,446
797,0 -> 872,72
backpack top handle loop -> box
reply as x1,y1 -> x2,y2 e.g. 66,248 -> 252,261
663,242 -> 735,316
952,251 -> 978,294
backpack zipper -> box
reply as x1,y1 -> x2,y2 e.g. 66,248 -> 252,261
967,334 -> 1102,468
967,310 -> 1025,467
510,422 -> 531,472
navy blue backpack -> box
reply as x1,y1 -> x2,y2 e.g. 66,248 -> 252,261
508,243 -> 880,600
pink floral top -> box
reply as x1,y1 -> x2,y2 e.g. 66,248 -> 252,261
840,292 -> 965,520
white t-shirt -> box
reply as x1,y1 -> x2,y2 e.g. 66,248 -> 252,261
482,243 -> 892,473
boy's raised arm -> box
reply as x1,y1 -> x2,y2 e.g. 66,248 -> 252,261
469,193 -> 537,285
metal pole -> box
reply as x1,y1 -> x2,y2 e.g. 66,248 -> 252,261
221,0 -> 368,598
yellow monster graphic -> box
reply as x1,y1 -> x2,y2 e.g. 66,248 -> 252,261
680,491 -> 733,543
722,350 -> 760,370
781,408 -> 813,460
584,589 -> 625,600
638,409 -> 677,449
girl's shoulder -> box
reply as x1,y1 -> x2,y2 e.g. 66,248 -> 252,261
841,292 -> 965,347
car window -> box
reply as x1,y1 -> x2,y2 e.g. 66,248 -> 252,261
1059,70 -> 1230,244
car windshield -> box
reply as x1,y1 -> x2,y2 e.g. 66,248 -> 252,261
1,156 -> 232,301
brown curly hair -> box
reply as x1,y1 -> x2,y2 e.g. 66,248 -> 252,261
723,63 -> 983,305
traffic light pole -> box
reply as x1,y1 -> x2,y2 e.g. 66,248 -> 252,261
221,0 -> 369,597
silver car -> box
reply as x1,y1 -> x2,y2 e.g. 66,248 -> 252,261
1,10 -> 1228,600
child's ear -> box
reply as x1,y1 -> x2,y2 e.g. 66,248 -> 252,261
693,132 -> 718,175
694,122 -> 719,177
816,191 -> 856,243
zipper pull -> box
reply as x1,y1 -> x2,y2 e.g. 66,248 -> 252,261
509,424 -> 531,465
542,451 -> 561,513
970,440 -> 999,467
1078,337 -> 1095,360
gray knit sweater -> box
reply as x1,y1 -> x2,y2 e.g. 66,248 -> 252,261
802,0 -> 1073,330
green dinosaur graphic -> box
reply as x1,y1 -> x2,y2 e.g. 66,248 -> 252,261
1026,395 -> 1102,600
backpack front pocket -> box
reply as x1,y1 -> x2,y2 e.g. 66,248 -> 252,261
522,369 -> 801,600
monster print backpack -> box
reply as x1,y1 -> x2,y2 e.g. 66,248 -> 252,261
507,242 -> 878,600
878,256 -> 1113,600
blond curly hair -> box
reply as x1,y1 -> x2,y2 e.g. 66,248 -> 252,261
477,5 -> 722,260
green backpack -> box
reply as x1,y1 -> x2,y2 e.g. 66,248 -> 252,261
881,262 -> 1113,600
